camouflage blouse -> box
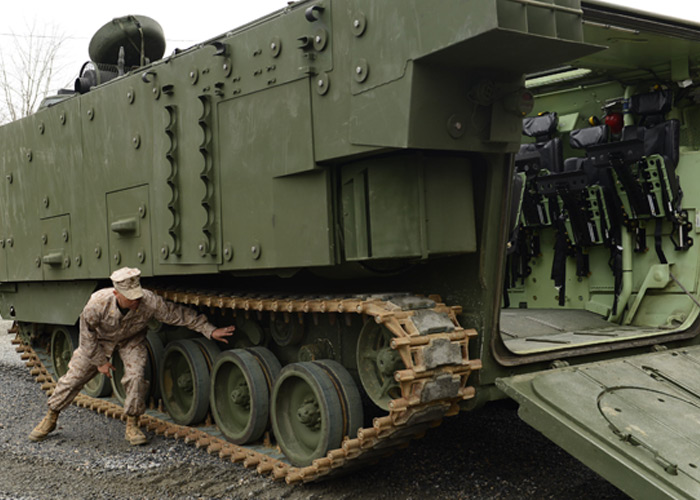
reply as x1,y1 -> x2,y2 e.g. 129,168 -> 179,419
77,288 -> 216,367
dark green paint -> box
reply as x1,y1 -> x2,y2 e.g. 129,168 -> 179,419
3,0 -> 700,495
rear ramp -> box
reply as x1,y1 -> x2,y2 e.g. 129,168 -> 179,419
497,346 -> 700,499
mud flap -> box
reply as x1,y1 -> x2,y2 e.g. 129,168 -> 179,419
496,346 -> 700,500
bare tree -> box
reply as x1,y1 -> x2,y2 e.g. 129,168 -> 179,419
0,21 -> 66,124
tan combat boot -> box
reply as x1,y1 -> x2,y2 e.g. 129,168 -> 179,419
125,415 -> 148,445
28,409 -> 59,442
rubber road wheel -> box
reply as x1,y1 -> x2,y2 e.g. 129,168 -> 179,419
160,339 -> 210,425
244,346 -> 282,390
110,350 -> 127,404
357,321 -> 403,410
313,359 -> 364,439
50,326 -> 78,379
82,372 -> 112,397
145,331 -> 165,400
191,337 -> 221,369
271,362 -> 344,466
111,333 -> 165,404
210,349 -> 270,444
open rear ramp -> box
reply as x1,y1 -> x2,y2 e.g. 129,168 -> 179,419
496,346 -> 700,499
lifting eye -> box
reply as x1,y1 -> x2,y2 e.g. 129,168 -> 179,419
211,42 -> 228,56
141,71 -> 156,83
305,5 -> 325,22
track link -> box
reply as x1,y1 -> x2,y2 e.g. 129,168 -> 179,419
15,291 -> 481,484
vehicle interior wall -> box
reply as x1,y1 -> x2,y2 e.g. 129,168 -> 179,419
502,74 -> 700,356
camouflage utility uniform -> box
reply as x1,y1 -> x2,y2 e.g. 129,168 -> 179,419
48,288 -> 217,417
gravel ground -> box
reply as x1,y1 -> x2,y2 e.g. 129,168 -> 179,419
0,322 -> 629,499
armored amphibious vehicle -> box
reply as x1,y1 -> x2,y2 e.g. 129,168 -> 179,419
5,1 -> 700,496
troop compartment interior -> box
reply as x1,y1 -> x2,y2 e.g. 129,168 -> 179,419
500,2 -> 700,360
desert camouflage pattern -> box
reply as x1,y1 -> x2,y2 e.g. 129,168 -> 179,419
48,288 -> 216,416
110,267 -> 144,300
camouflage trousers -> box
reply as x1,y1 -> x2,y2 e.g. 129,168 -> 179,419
48,341 -> 150,417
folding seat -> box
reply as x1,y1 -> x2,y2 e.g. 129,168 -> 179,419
505,113 -> 563,298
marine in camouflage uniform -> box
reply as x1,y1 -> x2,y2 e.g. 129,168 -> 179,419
29,267 -> 235,445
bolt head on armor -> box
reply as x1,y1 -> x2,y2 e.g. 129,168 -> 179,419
110,267 -> 144,300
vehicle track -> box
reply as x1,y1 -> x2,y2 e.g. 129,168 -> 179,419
14,290 -> 481,484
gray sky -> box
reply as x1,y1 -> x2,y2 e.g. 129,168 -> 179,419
0,0 -> 287,89
0,0 -> 699,91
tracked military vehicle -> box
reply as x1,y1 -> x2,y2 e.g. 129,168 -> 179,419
5,0 -> 700,496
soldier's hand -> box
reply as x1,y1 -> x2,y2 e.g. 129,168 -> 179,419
211,326 -> 235,344
98,362 -> 115,378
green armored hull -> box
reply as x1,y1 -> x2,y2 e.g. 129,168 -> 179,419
6,0 -> 700,495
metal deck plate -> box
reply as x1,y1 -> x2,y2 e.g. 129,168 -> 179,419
500,309 -> 669,354
497,346 -> 700,500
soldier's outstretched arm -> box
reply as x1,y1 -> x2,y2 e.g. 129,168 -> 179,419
211,326 -> 235,343
151,292 -> 232,340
